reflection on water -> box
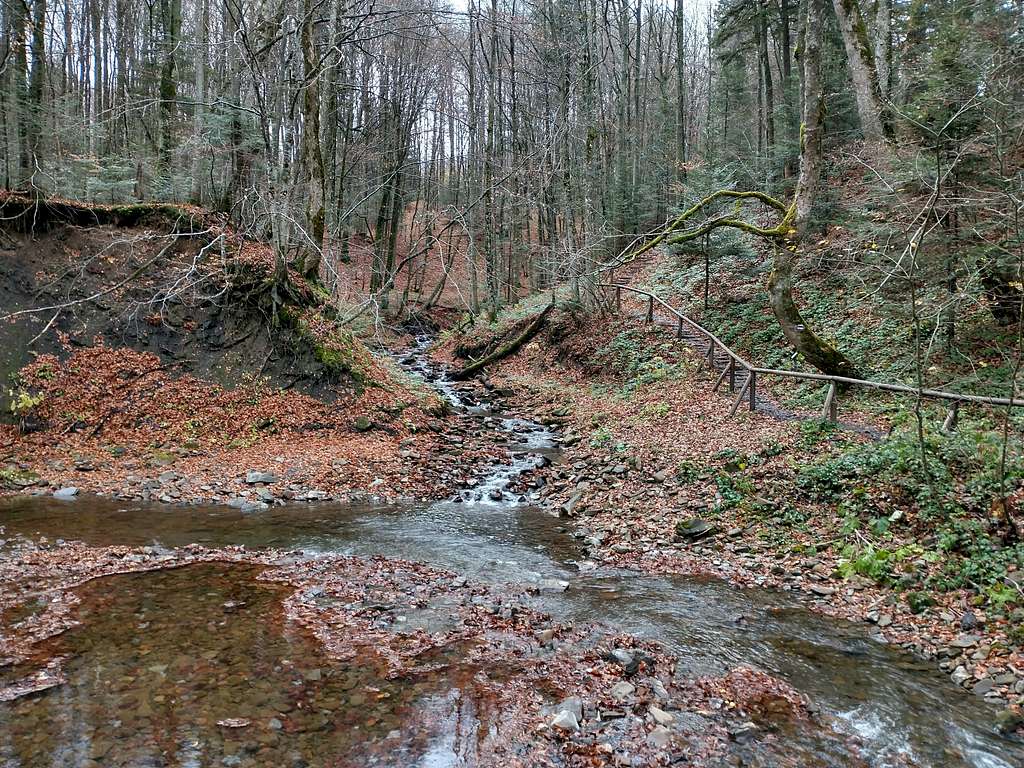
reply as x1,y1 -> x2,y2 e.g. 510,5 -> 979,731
0,563 -> 479,768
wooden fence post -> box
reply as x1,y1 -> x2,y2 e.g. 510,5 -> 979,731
616,286 -> 621,311
748,370 -> 756,411
822,382 -> 838,421
646,295 -> 654,323
728,358 -> 736,392
713,359 -> 730,392
729,376 -> 750,416
677,316 -> 684,339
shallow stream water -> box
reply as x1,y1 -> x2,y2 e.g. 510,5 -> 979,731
1,338 -> 1023,767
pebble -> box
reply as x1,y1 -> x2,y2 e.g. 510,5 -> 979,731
609,681 -> 635,700
647,725 -> 672,748
649,706 -> 674,726
550,709 -> 580,731
53,487 -> 79,498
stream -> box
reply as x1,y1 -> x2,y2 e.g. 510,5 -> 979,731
1,336 -> 1023,768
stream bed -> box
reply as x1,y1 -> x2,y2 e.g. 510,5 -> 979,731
2,338 -> 1023,768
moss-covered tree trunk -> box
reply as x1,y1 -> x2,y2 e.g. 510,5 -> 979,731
769,0 -> 859,377
298,0 -> 326,281
831,0 -> 889,142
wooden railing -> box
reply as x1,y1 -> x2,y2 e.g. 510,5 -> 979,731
600,283 -> 1024,426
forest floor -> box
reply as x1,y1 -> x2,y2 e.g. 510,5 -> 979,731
0,196 -> 509,507
433,303 -> 1024,728
0,342 -> 504,507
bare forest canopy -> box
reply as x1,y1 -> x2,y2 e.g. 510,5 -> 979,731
1,0 -> 1023,374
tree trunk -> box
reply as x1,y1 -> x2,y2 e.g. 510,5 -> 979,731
674,0 -> 686,182
298,0 -> 326,280
872,0 -> 892,101
831,0 -> 888,142
770,0 -> 859,377
26,0 -> 46,182
190,0 -> 208,204
158,0 -> 182,183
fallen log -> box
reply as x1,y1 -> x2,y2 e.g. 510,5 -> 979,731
451,304 -> 554,380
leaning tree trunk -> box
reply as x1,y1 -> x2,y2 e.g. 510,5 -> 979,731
769,0 -> 859,378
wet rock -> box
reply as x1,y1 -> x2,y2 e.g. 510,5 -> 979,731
537,578 -> 569,593
245,471 -> 278,485
809,585 -> 836,597
674,518 -> 718,541
972,678 -> 995,696
995,708 -> 1024,734
488,489 -> 504,501
950,666 -> 970,685
53,487 -> 79,499
227,497 -> 268,513
960,610 -> 978,631
610,649 -> 634,666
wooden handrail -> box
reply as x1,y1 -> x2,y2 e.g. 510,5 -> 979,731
599,282 -> 1024,416
599,283 -> 754,370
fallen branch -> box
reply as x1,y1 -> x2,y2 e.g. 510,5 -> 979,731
451,304 -> 554,380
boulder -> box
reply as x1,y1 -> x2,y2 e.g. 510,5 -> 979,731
674,518 -> 718,541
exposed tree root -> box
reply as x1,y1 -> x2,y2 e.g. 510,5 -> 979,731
0,191 -> 213,233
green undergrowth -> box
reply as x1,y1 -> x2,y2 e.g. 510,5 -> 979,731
442,288 -> 572,351
589,327 -> 695,397
795,417 -> 1024,623
640,248 -> 1024,415
278,305 -> 372,388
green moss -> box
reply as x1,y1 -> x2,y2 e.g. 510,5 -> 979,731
314,335 -> 365,384
0,468 -> 39,489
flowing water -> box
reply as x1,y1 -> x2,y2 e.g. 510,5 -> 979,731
1,338 -> 1023,767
